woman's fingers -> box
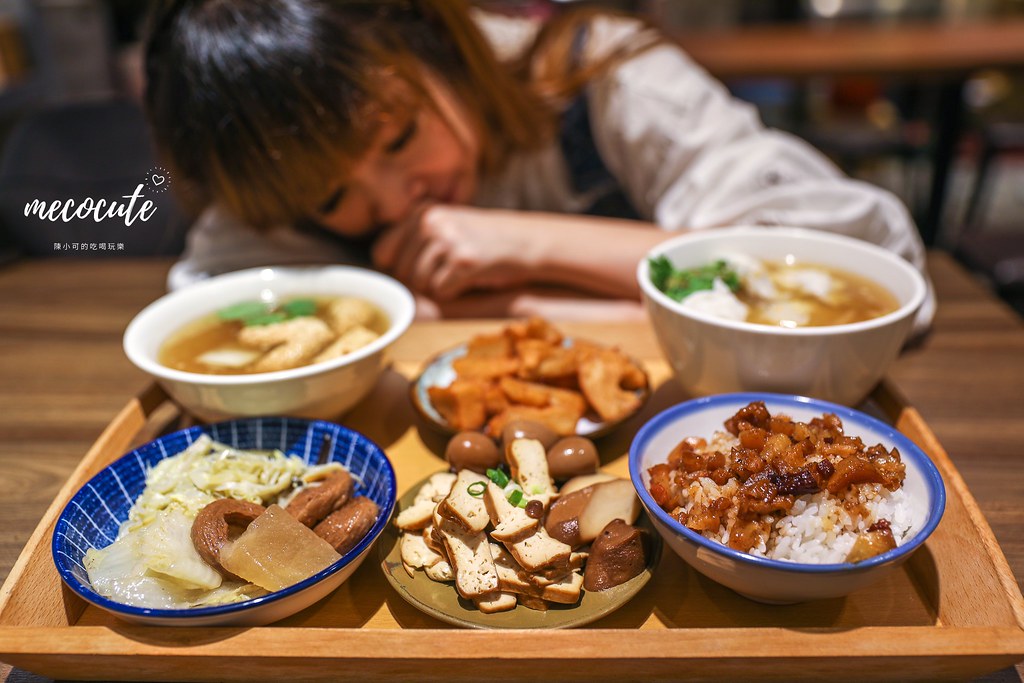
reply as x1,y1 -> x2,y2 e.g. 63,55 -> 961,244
371,203 -> 431,271
428,255 -> 471,302
409,240 -> 450,295
370,222 -> 404,271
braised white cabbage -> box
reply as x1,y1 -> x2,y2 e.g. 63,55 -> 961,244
84,434 -> 343,609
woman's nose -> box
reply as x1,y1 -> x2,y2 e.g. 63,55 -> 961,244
373,172 -> 429,225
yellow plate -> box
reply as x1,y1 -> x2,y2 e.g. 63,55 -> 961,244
378,471 -> 662,629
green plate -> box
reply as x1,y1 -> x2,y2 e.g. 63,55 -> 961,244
378,471 -> 662,630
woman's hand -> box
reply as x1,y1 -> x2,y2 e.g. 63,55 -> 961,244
372,204 -> 677,302
372,204 -> 542,302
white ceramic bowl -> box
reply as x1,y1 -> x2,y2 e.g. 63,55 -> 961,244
629,393 -> 945,604
124,266 -> 415,421
637,227 -> 927,406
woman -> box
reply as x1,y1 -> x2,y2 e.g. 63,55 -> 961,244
145,0 -> 933,327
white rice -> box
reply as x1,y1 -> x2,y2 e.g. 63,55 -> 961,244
681,432 -> 926,564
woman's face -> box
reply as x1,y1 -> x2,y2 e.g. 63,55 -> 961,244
314,75 -> 480,238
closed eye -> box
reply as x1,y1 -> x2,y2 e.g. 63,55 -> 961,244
317,186 -> 347,215
384,119 -> 417,154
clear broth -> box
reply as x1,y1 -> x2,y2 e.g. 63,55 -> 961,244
158,296 -> 389,375
740,261 -> 899,328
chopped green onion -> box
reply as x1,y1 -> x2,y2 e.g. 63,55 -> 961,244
281,298 -> 317,317
530,485 -> 545,495
242,312 -> 288,326
486,468 -> 509,488
217,301 -> 269,321
467,481 -> 486,498
507,489 -> 524,507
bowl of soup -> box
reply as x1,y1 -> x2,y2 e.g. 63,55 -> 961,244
636,227 -> 927,405
124,266 -> 415,420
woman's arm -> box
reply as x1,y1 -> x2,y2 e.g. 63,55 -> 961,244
371,204 -> 674,302
412,282 -> 647,321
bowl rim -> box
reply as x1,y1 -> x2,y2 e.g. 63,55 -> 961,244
628,392 -> 946,574
123,265 -> 416,385
636,226 -> 927,337
52,416 -> 398,620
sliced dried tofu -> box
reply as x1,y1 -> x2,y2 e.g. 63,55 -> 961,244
507,438 -> 555,497
504,525 -> 571,572
400,531 -> 444,570
422,524 -> 445,555
441,470 -> 490,533
474,591 -> 517,614
489,544 -> 581,602
395,499 -> 435,531
395,472 -> 457,530
483,481 -> 540,542
490,543 -> 571,588
437,517 -> 499,599
416,472 -> 458,503
425,559 -> 455,582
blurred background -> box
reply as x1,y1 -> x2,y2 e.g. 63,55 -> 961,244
0,0 -> 1022,314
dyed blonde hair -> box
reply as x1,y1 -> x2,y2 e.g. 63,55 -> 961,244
144,0 -> 655,228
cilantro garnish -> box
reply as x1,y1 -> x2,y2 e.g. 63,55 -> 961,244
217,297 -> 318,326
648,256 -> 740,302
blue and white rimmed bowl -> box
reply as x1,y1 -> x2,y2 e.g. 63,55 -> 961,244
628,393 -> 945,604
52,416 -> 397,626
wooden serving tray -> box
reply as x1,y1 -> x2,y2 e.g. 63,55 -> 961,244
2,360 -> 1024,682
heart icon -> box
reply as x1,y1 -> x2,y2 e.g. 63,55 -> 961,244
152,174 -> 165,186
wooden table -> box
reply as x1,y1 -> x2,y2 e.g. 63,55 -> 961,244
0,253 -> 1022,681
674,18 -> 1024,248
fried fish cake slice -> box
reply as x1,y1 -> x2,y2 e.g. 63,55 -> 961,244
515,339 -> 579,382
498,376 -> 586,415
451,355 -> 520,380
486,403 -> 582,438
428,379 -> 487,431
504,317 -> 563,345
465,332 -> 514,359
577,348 -> 644,422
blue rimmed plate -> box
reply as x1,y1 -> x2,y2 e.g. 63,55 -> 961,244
52,416 -> 396,626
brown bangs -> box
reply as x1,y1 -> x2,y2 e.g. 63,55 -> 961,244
207,60 -> 429,230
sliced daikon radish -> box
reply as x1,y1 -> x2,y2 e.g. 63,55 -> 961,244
220,504 -> 340,592
197,347 -> 261,368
